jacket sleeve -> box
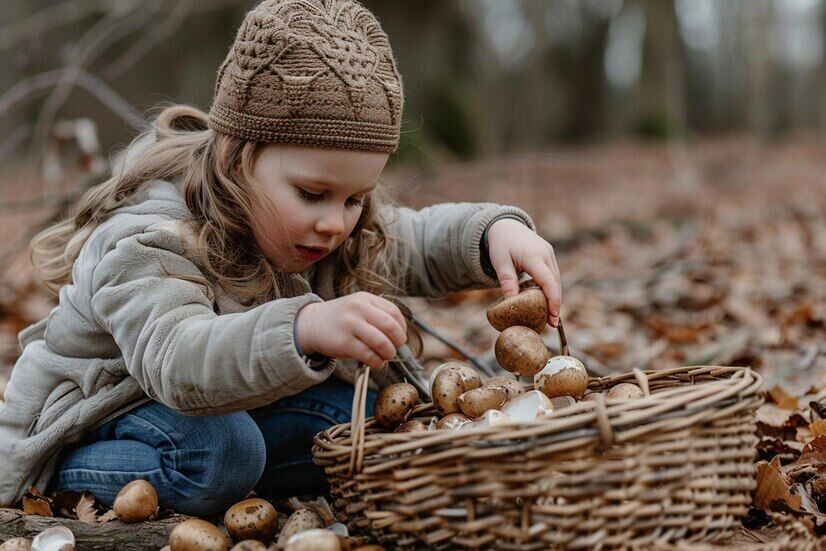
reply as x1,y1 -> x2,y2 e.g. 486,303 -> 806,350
88,226 -> 334,416
384,202 -> 536,298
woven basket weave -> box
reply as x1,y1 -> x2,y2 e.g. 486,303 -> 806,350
313,364 -> 763,549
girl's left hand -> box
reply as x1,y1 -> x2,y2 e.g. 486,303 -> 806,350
486,218 -> 562,327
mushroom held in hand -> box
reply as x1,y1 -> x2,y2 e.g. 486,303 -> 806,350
486,287 -> 548,334
113,479 -> 158,523
458,387 -> 507,419
277,509 -> 325,548
534,356 -> 588,399
169,519 -> 228,551
374,383 -> 419,428
606,383 -> 645,401
284,529 -> 341,551
224,498 -> 278,544
495,326 -> 552,377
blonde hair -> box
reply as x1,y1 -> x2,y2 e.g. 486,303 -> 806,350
30,104 -> 421,354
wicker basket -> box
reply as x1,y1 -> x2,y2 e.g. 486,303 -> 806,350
313,363 -> 763,549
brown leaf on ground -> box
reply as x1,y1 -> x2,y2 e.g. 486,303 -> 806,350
21,495 -> 52,517
97,509 -> 118,523
74,493 -> 98,524
754,457 -> 802,512
769,385 -> 799,410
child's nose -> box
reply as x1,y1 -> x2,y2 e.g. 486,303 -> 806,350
315,210 -> 345,236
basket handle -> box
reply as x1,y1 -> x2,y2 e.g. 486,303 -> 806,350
349,364 -> 371,475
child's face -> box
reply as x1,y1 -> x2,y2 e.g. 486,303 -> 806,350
250,143 -> 389,273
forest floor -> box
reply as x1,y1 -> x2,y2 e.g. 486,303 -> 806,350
1,135 -> 825,547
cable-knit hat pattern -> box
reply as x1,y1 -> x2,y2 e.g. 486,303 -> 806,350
208,0 -> 403,153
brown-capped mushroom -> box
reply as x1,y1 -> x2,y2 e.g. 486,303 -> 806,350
112,479 -> 158,523
457,387 -> 507,419
374,383 -> 419,428
486,287 -> 548,334
436,362 -> 482,391
435,413 -> 472,430
284,529 -> 341,551
430,369 -> 464,416
229,541 -> 266,551
394,419 -> 427,433
224,498 -> 278,544
169,519 -> 228,551
494,326 -> 552,377
276,508 -> 325,548
534,356 -> 588,399
606,383 -> 645,401
482,376 -> 525,401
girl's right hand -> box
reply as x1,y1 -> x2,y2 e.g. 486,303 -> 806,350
295,292 -> 408,368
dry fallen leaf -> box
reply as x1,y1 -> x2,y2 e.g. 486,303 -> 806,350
754,457 -> 802,512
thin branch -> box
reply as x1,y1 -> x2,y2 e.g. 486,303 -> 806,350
0,0 -> 108,51
0,68 -> 145,125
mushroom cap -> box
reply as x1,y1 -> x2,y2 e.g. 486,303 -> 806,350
284,529 -> 342,551
374,383 -> 419,428
430,369 -> 464,416
486,287 -> 548,334
469,409 -> 509,429
31,527 -> 74,551
438,362 -> 482,391
0,538 -> 32,551
276,508 -> 325,548
606,383 -> 645,401
394,419 -> 427,433
435,413 -> 472,430
534,356 -> 588,399
457,387 -> 507,419
482,376 -> 525,401
494,326 -> 552,377
169,519 -> 228,551
502,390 -> 554,422
224,498 -> 278,544
229,541 -> 267,551
113,479 -> 158,523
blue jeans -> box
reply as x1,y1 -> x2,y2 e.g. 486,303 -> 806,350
49,378 -> 376,517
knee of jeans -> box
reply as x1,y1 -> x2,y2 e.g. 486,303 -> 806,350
170,412 -> 266,516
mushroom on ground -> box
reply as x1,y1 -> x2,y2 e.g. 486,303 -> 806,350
606,383 -> 645,401
224,498 -> 278,544
276,509 -> 324,548
284,529 -> 341,551
374,383 -> 419,428
113,479 -> 158,523
495,327 -> 552,377
534,356 -> 588,399
486,287 -> 548,334
169,519 -> 228,551
31,527 -> 74,551
457,387 -> 507,419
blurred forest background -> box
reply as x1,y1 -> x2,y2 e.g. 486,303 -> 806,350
1,0 -> 826,542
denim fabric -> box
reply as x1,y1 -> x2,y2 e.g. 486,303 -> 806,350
50,378 -> 377,517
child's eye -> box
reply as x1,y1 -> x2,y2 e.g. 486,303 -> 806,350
297,188 -> 324,203
346,196 -> 364,208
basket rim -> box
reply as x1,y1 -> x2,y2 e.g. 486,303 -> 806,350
313,365 -> 763,464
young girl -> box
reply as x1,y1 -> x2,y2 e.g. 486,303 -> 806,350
0,0 -> 561,517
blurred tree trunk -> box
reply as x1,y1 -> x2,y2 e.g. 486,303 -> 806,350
637,0 -> 686,138
739,1 -> 772,137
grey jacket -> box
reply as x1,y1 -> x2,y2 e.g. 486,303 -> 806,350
0,172 -> 533,507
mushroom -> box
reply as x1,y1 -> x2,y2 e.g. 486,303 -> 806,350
169,519 -> 228,551
435,413 -> 472,430
31,527 -> 74,551
276,509 -> 324,548
229,542 -> 266,551
486,287 -> 548,334
470,409 -> 509,429
495,326 -> 552,377
374,383 -> 419,428
482,376 -> 525,401
224,498 -> 278,544
435,362 -> 482,391
394,419 -> 427,433
606,383 -> 645,401
284,529 -> 341,551
534,356 -> 588,399
502,390 -> 553,422
430,369 -> 464,416
1,538 -> 32,551
112,479 -> 158,523
457,387 -> 507,419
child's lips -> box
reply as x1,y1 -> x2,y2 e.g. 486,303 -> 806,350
295,245 -> 328,261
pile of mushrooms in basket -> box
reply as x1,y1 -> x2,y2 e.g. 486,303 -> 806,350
374,281 -> 643,433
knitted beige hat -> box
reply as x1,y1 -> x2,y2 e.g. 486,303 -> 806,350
208,0 -> 403,153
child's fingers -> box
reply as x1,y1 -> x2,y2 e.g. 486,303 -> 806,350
525,259 -> 561,326
370,295 -> 408,332
355,323 -> 398,362
365,307 -> 407,349
351,339 -> 385,368
489,248 -> 520,298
